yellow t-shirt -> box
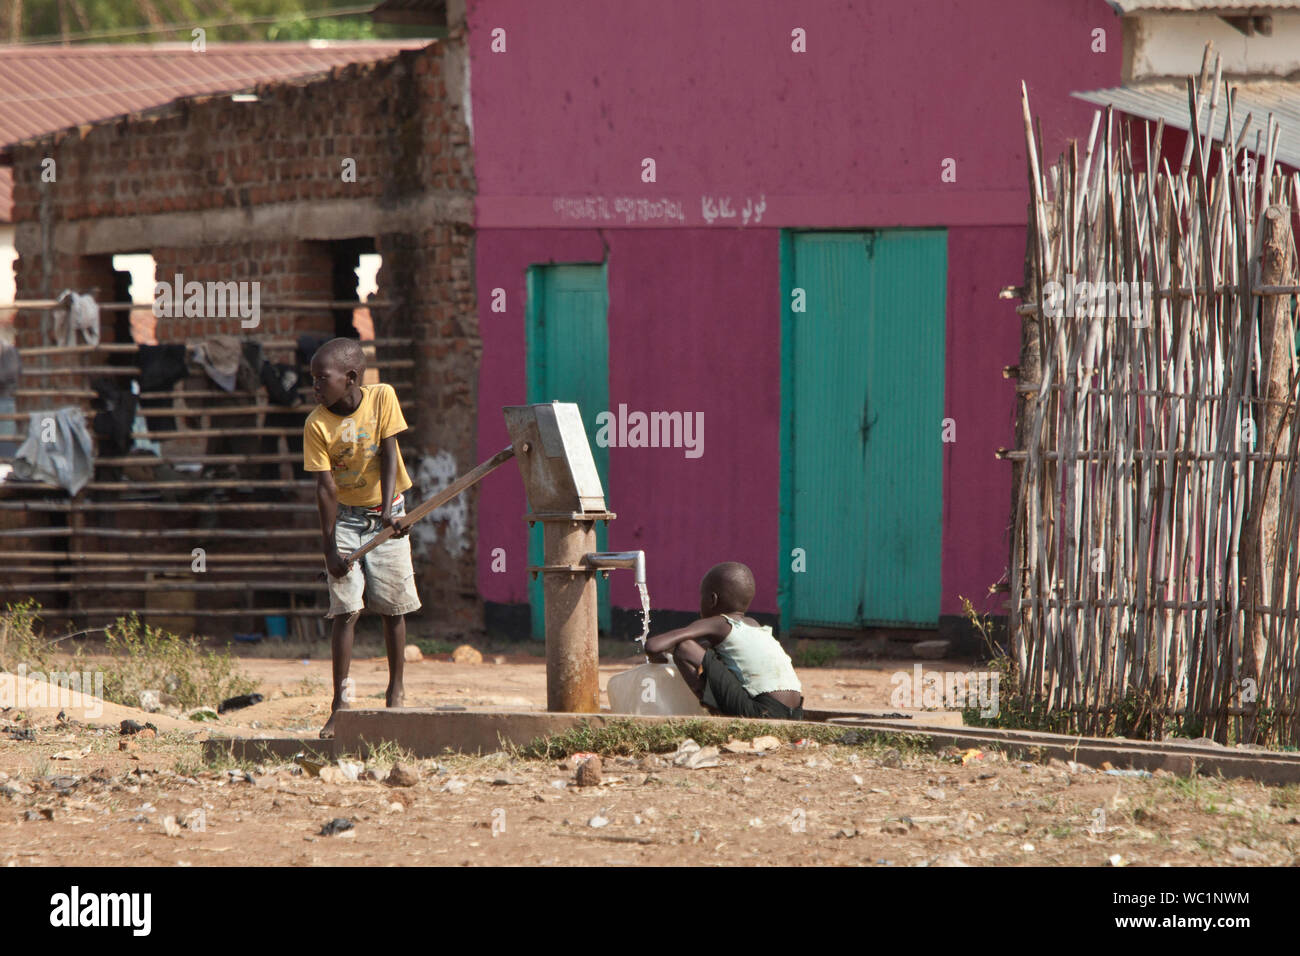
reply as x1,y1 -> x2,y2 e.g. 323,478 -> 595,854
303,383 -> 412,507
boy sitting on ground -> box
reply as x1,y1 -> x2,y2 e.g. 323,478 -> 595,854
644,562 -> 804,720
303,338 -> 420,738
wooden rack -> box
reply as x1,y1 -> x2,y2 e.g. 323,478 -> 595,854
0,332 -> 418,638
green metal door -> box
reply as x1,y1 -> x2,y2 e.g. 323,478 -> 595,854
781,230 -> 947,629
526,263 -> 611,638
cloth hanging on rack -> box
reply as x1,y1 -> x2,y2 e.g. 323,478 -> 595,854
261,362 -> 301,406
0,342 -> 20,396
90,378 -> 137,458
137,344 -> 188,392
129,379 -> 161,457
296,334 -> 331,369
12,407 -> 94,495
188,336 -> 242,392
51,291 -> 101,347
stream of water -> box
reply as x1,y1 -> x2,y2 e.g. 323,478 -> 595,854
635,581 -> 651,650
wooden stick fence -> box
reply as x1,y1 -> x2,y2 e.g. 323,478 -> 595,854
1010,55 -> 1300,746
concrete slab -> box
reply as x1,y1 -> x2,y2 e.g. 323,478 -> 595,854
331,708 -> 814,757
204,707 -> 960,762
833,718 -> 1300,785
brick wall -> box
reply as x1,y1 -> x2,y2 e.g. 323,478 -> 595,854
7,41 -> 484,633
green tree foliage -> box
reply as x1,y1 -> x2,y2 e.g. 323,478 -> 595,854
2,0 -> 433,44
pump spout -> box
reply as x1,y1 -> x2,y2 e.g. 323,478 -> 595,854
583,550 -> 646,587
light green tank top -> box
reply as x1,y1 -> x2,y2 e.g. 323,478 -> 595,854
714,614 -> 802,697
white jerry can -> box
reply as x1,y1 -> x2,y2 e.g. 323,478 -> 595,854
606,661 -> 708,716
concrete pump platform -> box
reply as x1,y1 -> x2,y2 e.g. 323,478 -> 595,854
202,706 -> 962,762
202,705 -> 1300,784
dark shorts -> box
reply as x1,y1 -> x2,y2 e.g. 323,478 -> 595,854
699,648 -> 804,720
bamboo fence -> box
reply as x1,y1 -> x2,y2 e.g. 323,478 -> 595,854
1010,53 -> 1300,746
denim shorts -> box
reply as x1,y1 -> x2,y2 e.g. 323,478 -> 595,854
326,493 -> 422,618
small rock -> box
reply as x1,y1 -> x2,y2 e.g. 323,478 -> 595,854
387,801 -> 404,813
451,644 -> 483,664
138,690 -> 163,713
671,739 -> 720,769
319,817 -> 353,837
933,852 -> 971,867
319,767 -> 351,785
588,814 -> 609,828
1108,853 -> 1128,867
879,748 -> 903,769
881,819 -> 913,835
913,639 -> 950,660
162,816 -> 182,837
924,787 -> 946,801
362,767 -> 389,783
833,827 -> 858,839
336,760 -> 364,782
385,762 -> 420,788
575,756 -> 603,787
1228,845 -> 1266,862
441,779 -> 467,794
492,655 -> 506,665
403,644 -> 423,663
491,775 -> 524,786
851,774 -> 864,786
1021,842 -> 1035,852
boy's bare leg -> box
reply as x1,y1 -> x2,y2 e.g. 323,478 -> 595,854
672,639 -> 708,700
382,614 -> 405,708
322,611 -> 359,738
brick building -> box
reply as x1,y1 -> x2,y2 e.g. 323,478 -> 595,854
1,35 -> 482,633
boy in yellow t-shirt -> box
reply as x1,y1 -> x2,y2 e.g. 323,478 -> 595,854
302,338 -> 420,738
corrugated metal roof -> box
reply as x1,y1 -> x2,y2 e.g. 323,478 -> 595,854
1108,0 -> 1300,12
0,40 -> 431,222
1074,80 -> 1300,169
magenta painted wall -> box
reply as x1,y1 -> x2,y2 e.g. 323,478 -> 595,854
467,0 -> 1127,622
941,226 -> 1026,618
466,0 -> 1123,229
477,230 -> 781,615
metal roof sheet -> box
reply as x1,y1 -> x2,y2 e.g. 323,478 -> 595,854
1108,1 -> 1300,12
1074,79 -> 1300,169
0,40 -> 430,222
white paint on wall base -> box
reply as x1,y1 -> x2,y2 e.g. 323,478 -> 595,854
411,450 -> 469,556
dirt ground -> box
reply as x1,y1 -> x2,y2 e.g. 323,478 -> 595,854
3,652 -> 1299,866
